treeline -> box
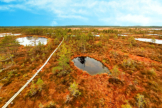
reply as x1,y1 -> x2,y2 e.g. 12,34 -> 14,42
0,27 -> 119,35
102,29 -> 118,33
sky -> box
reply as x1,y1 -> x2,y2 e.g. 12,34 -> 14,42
0,0 -> 162,26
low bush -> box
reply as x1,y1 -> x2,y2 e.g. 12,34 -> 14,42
69,81 -> 81,97
110,65 -> 120,78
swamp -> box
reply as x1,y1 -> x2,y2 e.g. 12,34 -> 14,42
0,27 -> 162,108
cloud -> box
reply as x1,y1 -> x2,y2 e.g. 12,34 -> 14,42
51,21 -> 57,26
1,0 -> 162,25
117,14 -> 150,26
0,4 -> 31,11
0,5 -> 10,10
58,15 -> 88,20
0,0 -> 16,3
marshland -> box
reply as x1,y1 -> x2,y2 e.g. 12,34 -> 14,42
0,27 -> 162,108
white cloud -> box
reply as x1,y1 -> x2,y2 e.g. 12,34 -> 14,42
0,0 -> 16,3
117,14 -> 150,26
58,15 -> 88,20
1,0 -> 162,25
0,5 -> 10,10
51,21 -> 57,26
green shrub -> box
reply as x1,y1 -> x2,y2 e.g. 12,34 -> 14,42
23,74 -> 27,78
128,36 -> 136,46
110,50 -> 118,58
52,66 -> 63,74
0,97 -> 3,102
111,65 -> 120,78
97,41 -> 102,47
36,54 -> 40,58
149,45 -> 155,48
29,81 -> 37,96
21,63 -> 24,67
54,38 -> 59,45
121,100 -> 132,108
69,81 -> 81,97
151,37 -> 156,43
148,68 -> 156,76
136,94 -> 145,108
56,44 -> 71,76
122,59 -> 136,69
29,78 -> 44,97
8,71 -> 14,78
39,103 -> 43,108
36,78 -> 44,92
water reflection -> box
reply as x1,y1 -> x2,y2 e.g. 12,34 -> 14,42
0,33 -> 21,37
135,38 -> 162,44
16,36 -> 48,46
73,57 -> 110,75
78,56 -> 86,65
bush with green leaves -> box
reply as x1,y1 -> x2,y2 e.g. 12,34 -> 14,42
122,59 -> 136,70
136,94 -> 146,108
121,100 -> 132,108
39,103 -> 43,108
110,50 -> 118,58
56,44 -> 71,76
30,57 -> 35,62
52,66 -> 63,74
96,41 -> 102,47
69,81 -> 81,97
148,68 -> 156,76
54,38 -> 59,45
42,53 -> 46,59
111,65 -> 120,78
149,44 -> 155,48
128,36 -> 136,46
0,62 -> 2,69
151,37 -> 156,43
21,63 -> 24,67
47,42 -> 52,50
0,97 -> 3,102
29,81 -> 37,97
36,78 -> 44,91
29,78 -> 44,97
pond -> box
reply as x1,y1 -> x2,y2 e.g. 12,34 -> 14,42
16,36 -> 48,46
150,28 -> 162,30
93,35 -> 100,37
147,34 -> 159,36
0,33 -> 21,37
135,38 -> 162,44
118,34 -> 127,36
72,56 -> 110,75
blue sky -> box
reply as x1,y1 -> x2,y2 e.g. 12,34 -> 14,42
0,0 -> 162,26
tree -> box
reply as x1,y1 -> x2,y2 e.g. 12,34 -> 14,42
111,65 -> 120,78
151,37 -> 156,43
69,81 -> 81,97
54,44 -> 71,76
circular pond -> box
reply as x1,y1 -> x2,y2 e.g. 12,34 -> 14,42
16,36 -> 48,46
72,56 -> 110,75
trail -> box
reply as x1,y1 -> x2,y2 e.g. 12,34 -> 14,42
2,38 -> 64,108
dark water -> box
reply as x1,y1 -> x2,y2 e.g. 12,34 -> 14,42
72,56 -> 110,75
